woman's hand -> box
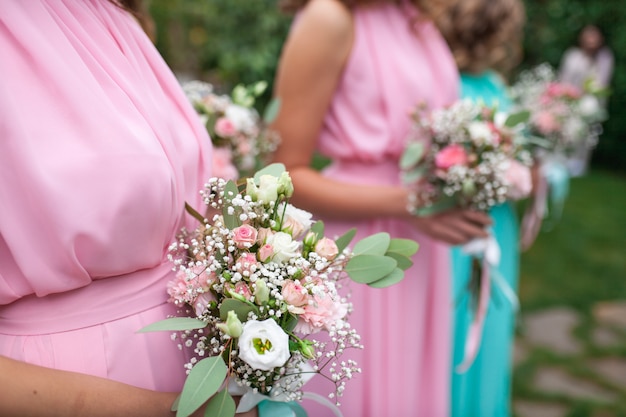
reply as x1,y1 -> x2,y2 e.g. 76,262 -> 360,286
410,209 -> 492,245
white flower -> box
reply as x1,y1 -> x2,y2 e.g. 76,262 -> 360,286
225,104 -> 257,133
254,175 -> 280,204
238,319 -> 290,371
578,95 -> 601,119
467,121 -> 495,145
278,203 -> 313,239
266,232 -> 300,263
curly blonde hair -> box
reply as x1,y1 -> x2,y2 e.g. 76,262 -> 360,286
436,0 -> 525,75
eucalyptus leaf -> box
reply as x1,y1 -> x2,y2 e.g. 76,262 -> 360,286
335,228 -> 357,253
401,166 -> 427,184
345,254 -> 397,284
203,388 -> 236,417
310,221 -> 325,240
385,252 -> 414,271
368,267 -> 405,288
399,141 -> 425,170
219,298 -> 258,322
171,394 -> 181,412
253,163 -> 286,183
137,317 -> 208,333
504,110 -> 530,127
263,97 -> 281,124
177,357 -> 228,417
352,232 -> 391,256
386,238 -> 420,257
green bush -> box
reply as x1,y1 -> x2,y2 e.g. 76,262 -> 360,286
149,0 -> 625,171
520,0 -> 626,172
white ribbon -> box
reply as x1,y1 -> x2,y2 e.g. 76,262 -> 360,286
229,363 -> 343,417
456,234 -> 518,373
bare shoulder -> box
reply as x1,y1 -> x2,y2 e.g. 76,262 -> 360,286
294,0 -> 353,42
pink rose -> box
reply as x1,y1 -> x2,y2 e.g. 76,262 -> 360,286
435,144 -> 469,169
281,280 -> 309,308
233,282 -> 253,301
258,243 -> 274,263
504,159 -> 533,200
533,111 -> 560,135
314,237 -> 339,260
236,252 -> 259,276
257,227 -> 274,245
214,117 -> 237,137
232,224 -> 258,249
294,294 -> 348,335
212,147 -> 238,181
193,292 -> 216,317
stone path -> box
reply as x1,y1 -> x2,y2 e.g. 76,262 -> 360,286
513,303 -> 626,417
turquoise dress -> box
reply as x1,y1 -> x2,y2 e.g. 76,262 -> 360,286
450,71 -> 519,417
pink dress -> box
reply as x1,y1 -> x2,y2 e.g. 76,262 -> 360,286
300,4 -> 458,416
0,1 -> 212,391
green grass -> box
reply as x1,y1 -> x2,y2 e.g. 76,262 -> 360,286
518,169 -> 626,313
513,168 -> 626,416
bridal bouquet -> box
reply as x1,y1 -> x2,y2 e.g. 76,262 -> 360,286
509,63 -> 607,156
400,99 -> 531,371
182,80 -> 281,179
510,64 -> 609,249
400,99 -> 533,216
141,164 -> 418,417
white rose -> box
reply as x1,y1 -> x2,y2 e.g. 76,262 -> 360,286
467,121 -> 495,145
278,203 -> 313,239
266,232 -> 300,263
238,319 -> 290,371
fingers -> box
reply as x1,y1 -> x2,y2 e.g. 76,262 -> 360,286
410,209 -> 491,245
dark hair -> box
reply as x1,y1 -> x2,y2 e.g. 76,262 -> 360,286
109,0 -> 156,42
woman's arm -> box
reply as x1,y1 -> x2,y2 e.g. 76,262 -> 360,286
0,355 -> 257,417
271,0 -> 490,244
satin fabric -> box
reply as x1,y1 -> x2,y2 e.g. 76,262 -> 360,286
450,71 -> 519,417
0,0 -> 212,391
299,3 -> 459,416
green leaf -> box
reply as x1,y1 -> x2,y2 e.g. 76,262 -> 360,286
385,252 -> 414,271
504,110 -> 530,127
399,142 -> 425,170
310,220 -> 325,240
251,81 -> 268,96
185,202 -> 207,224
137,317 -> 208,333
253,163 -> 286,183
345,254 -> 397,284
171,394 -> 181,412
281,313 -> 299,333
352,232 -> 391,256
335,228 -> 357,253
203,388 -> 236,417
222,180 -> 240,229
219,298 -> 258,322
263,97 -> 281,124
387,238 -> 420,257
177,357 -> 228,417
368,267 -> 405,288
401,166 -> 427,184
